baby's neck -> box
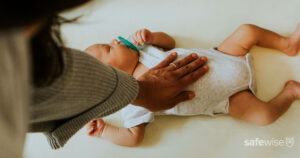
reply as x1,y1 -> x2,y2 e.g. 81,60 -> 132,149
132,62 -> 149,79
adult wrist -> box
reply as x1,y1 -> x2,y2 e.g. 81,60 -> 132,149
131,80 -> 147,108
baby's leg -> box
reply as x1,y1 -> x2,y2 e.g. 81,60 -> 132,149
229,81 -> 300,126
87,119 -> 146,147
218,24 -> 300,56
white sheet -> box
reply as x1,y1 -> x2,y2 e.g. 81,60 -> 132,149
24,0 -> 300,157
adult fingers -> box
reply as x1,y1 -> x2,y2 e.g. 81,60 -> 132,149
173,56 -> 207,77
171,91 -> 195,105
153,52 -> 178,69
166,53 -> 199,71
179,65 -> 209,87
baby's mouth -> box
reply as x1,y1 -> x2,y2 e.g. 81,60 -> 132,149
117,36 -> 140,56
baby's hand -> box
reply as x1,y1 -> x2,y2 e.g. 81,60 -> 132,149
87,118 -> 105,137
132,29 -> 153,45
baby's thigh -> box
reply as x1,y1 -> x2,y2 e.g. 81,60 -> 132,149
218,24 -> 258,57
228,90 -> 266,119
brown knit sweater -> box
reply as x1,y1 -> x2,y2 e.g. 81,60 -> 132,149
29,48 -> 139,149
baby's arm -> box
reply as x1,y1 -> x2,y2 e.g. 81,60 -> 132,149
87,118 -> 146,147
218,23 -> 300,57
132,29 -> 176,50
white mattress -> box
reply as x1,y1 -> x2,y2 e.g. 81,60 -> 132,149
24,0 -> 300,157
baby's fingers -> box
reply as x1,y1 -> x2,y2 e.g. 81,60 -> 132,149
132,33 -> 139,45
132,30 -> 148,45
87,124 -> 96,136
141,30 -> 147,42
141,29 -> 152,44
138,30 -> 146,44
136,30 -> 145,45
88,129 -> 95,136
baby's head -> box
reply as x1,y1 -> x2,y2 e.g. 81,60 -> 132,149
85,39 -> 139,74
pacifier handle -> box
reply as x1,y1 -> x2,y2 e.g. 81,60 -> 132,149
118,36 -> 140,56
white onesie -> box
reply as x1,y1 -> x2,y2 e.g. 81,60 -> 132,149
121,45 -> 256,128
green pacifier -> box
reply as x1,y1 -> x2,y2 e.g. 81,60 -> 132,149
118,36 -> 140,56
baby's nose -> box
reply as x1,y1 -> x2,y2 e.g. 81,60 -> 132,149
110,39 -> 118,44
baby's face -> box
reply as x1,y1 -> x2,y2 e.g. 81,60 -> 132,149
85,39 -> 139,74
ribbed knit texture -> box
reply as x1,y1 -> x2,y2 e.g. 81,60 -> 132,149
29,48 -> 139,149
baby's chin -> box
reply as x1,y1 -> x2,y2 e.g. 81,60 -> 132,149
126,60 -> 139,75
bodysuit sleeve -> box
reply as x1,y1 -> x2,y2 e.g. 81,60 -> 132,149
30,47 -> 139,149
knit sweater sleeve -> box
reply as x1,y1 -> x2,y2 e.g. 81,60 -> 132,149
30,48 -> 139,149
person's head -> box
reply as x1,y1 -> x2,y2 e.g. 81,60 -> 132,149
85,39 -> 139,74
0,0 -> 90,29
1,0 -> 91,87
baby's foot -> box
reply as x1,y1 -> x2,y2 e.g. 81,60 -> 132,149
283,80 -> 300,99
284,23 -> 300,56
87,118 -> 106,137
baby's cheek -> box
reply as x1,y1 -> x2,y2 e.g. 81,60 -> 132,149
105,58 -> 125,71
106,60 -> 119,68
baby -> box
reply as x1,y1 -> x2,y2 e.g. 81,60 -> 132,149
85,24 -> 300,147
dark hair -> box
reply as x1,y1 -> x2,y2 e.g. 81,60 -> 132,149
31,15 -> 81,87
30,15 -> 63,87
0,0 -> 90,87
0,0 -> 90,29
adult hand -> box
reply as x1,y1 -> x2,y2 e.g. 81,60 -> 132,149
131,52 -> 208,112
